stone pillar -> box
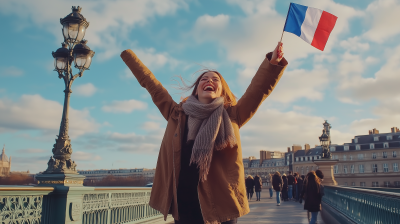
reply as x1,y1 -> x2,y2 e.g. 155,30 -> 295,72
313,159 -> 338,186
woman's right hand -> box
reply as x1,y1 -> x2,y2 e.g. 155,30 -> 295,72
270,42 -> 284,65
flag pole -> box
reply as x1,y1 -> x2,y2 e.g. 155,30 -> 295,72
280,2 -> 292,43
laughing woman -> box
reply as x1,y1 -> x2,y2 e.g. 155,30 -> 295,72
120,42 -> 287,224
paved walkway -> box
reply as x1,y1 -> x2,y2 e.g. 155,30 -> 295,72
238,192 -> 324,224
146,191 -> 324,224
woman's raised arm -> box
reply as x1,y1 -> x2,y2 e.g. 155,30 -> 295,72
121,49 -> 177,120
232,43 -> 288,128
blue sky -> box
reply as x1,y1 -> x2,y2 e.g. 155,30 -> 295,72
1,0 -> 400,173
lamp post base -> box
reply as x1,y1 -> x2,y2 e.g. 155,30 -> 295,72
313,159 -> 338,186
36,173 -> 85,186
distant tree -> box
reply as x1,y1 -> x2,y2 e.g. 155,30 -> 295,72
0,173 -> 36,185
83,175 -> 154,187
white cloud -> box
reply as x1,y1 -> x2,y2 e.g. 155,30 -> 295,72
102,99 -> 147,113
0,94 -> 99,138
340,36 -> 369,52
363,0 -> 400,43
16,148 -> 46,154
0,66 -> 24,77
141,121 -> 161,131
0,0 -> 188,61
264,66 -> 330,103
74,83 -> 97,97
72,151 -> 101,161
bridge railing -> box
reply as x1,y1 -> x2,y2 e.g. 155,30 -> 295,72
0,186 -> 163,224
323,185 -> 400,224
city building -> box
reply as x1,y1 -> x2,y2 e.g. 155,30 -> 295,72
329,127 -> 400,188
77,168 -> 156,182
0,145 -> 11,176
243,122 -> 400,188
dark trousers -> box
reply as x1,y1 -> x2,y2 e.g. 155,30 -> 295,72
175,218 -> 237,224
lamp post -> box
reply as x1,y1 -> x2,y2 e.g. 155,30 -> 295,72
37,6 -> 94,185
319,129 -> 331,159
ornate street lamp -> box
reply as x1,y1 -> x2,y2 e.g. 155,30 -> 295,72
319,129 -> 331,159
37,6 -> 94,185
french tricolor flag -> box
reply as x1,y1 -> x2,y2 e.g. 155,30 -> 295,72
283,3 -> 338,51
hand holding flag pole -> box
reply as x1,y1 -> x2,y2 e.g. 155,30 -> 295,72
281,3 -> 337,51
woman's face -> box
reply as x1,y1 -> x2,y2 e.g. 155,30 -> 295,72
196,72 -> 223,104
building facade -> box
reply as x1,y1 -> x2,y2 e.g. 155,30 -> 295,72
0,145 -> 11,176
243,124 -> 400,188
77,168 -> 156,182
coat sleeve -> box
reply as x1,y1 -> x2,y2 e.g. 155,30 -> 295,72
120,50 -> 177,120
231,52 -> 288,128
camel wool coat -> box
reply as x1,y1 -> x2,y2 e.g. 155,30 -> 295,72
121,49 -> 288,223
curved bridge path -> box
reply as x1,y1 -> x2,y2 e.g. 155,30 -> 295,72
237,192 -> 325,224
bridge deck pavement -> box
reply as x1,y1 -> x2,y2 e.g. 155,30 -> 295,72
149,192 -> 324,224
237,192 -> 324,224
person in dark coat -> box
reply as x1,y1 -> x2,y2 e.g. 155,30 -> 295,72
287,171 -> 295,200
245,175 -> 255,200
282,174 -> 288,201
293,172 -> 298,201
272,172 -> 283,205
254,175 -> 262,201
301,171 -> 324,224
297,175 -> 305,203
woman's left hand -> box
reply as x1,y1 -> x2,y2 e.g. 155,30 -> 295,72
270,42 -> 284,65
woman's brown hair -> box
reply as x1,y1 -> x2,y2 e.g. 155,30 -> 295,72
304,171 -> 321,194
181,70 -> 237,107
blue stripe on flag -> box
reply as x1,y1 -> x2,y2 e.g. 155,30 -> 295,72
283,3 -> 308,37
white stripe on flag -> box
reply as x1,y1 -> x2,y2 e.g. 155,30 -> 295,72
300,7 -> 323,44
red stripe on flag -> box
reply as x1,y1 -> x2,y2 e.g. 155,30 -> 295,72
311,11 -> 337,51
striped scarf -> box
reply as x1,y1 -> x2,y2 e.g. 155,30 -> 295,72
182,95 -> 237,182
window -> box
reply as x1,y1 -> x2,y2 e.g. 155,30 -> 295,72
344,182 -> 348,186
300,157 -> 303,161
383,151 -> 388,158
356,145 -> 360,150
301,167 -> 304,175
372,164 -> 378,173
387,135 -> 393,140
383,163 -> 389,172
360,182 -> 366,187
330,146 -> 336,152
334,165 -> 339,174
343,155 -> 347,161
372,182 -> 379,187
349,155 -> 353,161
370,143 -> 375,149
393,163 -> 398,172
351,182 -> 355,186
374,136 -> 379,141
344,145 -> 349,151
296,157 -> 299,162
351,165 -> 355,173
395,181 -> 400,187
354,138 -> 358,143
306,166 -> 309,174
384,142 -> 389,148
343,165 -> 348,174
358,154 -> 364,160
384,181 -> 390,187
359,164 -> 364,173
393,151 -> 397,158
372,153 -> 376,159
296,167 -> 299,172
333,155 -> 338,160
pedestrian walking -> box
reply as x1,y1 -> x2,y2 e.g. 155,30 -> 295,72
268,173 -> 274,199
298,175 -> 305,204
301,171 -> 325,224
254,175 -> 262,201
121,42 -> 287,224
287,171 -> 295,200
282,174 -> 288,201
272,172 -> 283,206
294,172 -> 299,201
245,175 -> 255,200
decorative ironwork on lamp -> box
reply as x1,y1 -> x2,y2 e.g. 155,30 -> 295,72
319,129 -> 331,159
